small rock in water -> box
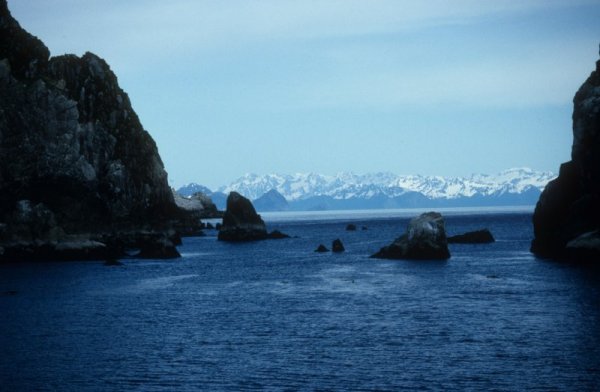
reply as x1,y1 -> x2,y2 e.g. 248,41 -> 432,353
267,230 -> 291,239
332,239 -> 345,253
346,224 -> 357,231
448,229 -> 495,244
371,212 -> 450,260
315,244 -> 329,252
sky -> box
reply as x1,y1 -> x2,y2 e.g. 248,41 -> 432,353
9,0 -> 600,189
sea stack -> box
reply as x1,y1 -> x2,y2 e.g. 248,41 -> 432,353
0,1 -> 184,260
531,53 -> 600,261
371,212 -> 450,260
218,192 -> 268,241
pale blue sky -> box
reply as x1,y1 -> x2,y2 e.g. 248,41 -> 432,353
10,1 -> 600,189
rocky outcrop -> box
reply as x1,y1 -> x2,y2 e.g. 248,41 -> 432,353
448,229 -> 495,244
531,54 -> 600,261
0,1 -> 183,260
371,212 -> 450,260
332,239 -> 345,253
218,192 -> 268,241
173,190 -> 221,219
171,190 -> 222,236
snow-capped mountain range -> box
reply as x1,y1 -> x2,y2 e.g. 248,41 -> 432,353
217,168 -> 554,201
177,168 -> 555,211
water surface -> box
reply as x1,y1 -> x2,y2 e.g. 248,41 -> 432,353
1,209 -> 599,390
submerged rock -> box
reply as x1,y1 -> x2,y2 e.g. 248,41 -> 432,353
371,212 -> 450,260
346,224 -> 357,231
531,53 -> 600,261
267,230 -> 291,239
136,237 -> 180,259
332,239 -> 345,253
315,244 -> 329,252
218,192 -> 268,241
448,229 -> 495,244
104,258 -> 123,266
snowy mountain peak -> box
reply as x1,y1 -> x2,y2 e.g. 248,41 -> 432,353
216,168 -> 556,202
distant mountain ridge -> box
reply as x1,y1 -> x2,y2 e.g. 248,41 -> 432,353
177,168 -> 556,211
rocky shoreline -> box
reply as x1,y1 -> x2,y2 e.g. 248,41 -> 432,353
2,0 -> 597,264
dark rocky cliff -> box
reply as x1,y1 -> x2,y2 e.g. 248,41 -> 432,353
0,1 -> 186,260
531,54 -> 600,261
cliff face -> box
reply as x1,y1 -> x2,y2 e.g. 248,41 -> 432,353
531,55 -> 600,261
0,1 -> 183,260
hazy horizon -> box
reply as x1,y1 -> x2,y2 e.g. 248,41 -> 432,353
10,0 -> 600,189
180,166 -> 555,192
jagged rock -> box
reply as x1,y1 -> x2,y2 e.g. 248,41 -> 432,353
315,244 -> 329,252
346,224 -> 357,231
531,54 -> 600,261
171,190 -> 209,236
371,212 -> 450,260
448,229 -> 495,244
0,1 -> 49,80
218,192 -> 268,241
332,239 -> 345,253
267,230 -> 291,239
0,1 -> 184,261
206,222 -> 214,230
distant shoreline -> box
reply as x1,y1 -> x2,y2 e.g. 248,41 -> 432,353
254,205 -> 535,223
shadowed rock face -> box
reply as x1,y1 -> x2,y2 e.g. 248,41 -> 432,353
0,1 -> 182,260
531,55 -> 600,261
371,212 -> 450,260
218,192 -> 268,241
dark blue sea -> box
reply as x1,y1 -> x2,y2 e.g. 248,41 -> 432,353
1,208 -> 600,391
